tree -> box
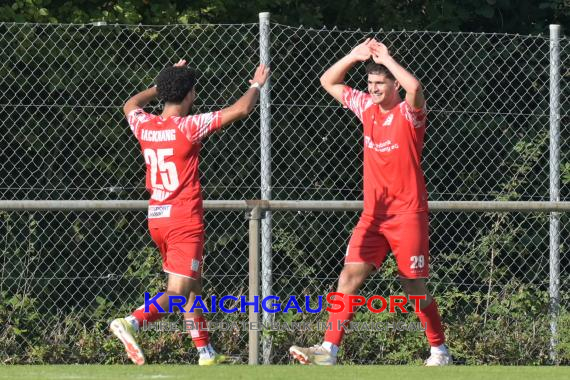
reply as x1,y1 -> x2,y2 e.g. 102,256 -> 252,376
0,0 -> 568,34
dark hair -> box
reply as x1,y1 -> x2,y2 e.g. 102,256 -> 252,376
365,62 -> 395,81
155,66 -> 197,103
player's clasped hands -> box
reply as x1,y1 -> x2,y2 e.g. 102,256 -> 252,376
349,38 -> 391,64
369,40 -> 391,64
349,38 -> 374,61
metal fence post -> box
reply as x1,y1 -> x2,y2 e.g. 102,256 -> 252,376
247,206 -> 262,365
549,23 -> 561,364
259,11 -> 274,365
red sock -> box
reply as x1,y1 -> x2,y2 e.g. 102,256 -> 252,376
415,299 -> 445,346
186,316 -> 210,348
131,302 -> 163,325
323,293 -> 355,346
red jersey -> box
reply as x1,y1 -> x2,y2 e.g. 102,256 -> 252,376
127,108 -> 222,225
342,86 -> 428,216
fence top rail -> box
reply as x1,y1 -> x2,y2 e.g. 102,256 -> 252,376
0,200 -> 568,212
273,23 -> 558,40
0,22 -> 560,40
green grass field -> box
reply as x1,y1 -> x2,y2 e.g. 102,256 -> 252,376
0,365 -> 568,380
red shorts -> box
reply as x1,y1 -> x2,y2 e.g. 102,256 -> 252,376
345,212 -> 429,278
148,220 -> 204,279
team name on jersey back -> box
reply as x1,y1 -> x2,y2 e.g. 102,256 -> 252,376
140,129 -> 177,142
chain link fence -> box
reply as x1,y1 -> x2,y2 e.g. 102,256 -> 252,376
0,19 -> 569,365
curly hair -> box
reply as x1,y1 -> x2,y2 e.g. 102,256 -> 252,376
365,62 -> 395,81
155,66 -> 197,103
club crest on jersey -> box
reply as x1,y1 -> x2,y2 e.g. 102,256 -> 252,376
382,114 -> 394,127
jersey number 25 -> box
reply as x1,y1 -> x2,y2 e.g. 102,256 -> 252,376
144,148 -> 179,191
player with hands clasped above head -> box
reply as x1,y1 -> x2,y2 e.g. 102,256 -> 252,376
289,39 -> 451,366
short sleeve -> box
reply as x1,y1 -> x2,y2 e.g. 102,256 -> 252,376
177,111 -> 223,144
400,101 -> 427,129
127,108 -> 155,137
342,86 -> 373,123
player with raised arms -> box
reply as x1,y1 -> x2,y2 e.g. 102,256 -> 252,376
110,59 -> 269,366
289,39 -> 451,366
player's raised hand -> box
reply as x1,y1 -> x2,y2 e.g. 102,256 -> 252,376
173,59 -> 187,67
249,64 -> 270,87
369,40 -> 391,64
349,38 -> 373,62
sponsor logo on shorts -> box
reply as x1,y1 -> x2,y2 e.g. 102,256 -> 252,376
191,259 -> 200,272
148,205 -> 172,218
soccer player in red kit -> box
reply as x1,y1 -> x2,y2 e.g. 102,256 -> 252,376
110,59 -> 269,365
289,39 -> 451,366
